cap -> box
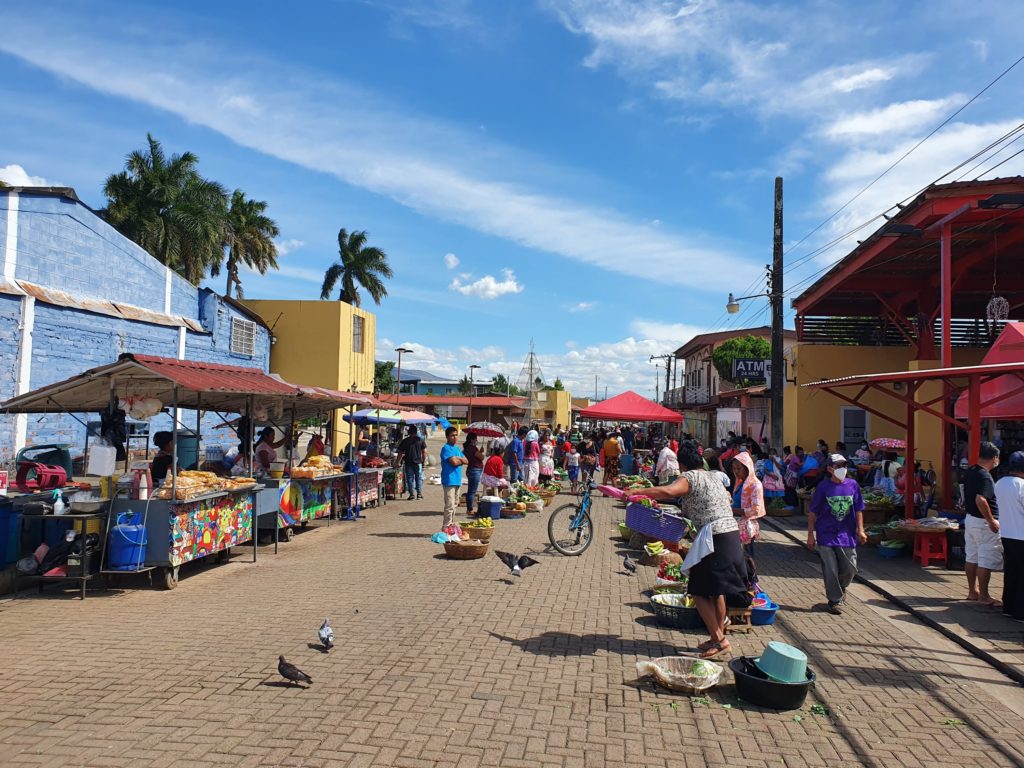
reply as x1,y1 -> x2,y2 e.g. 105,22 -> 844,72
959,458 -> 969,468
828,453 -> 847,465
1009,451 -> 1024,470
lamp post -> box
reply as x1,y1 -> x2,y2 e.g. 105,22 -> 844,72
468,364 -> 481,424
394,347 -> 412,405
726,177 -> 784,450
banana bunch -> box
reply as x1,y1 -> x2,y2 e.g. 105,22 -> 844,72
644,541 -> 665,556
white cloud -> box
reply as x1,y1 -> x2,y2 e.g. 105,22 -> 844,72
629,319 -> 706,345
0,13 -> 755,293
449,268 -> 524,299
821,97 -> 964,140
443,252 -> 460,269
0,163 -> 51,186
274,238 -> 305,256
568,301 -> 595,312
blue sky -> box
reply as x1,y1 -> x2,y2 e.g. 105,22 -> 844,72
2,1 -> 1023,398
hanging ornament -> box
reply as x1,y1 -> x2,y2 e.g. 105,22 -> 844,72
987,295 -> 1009,322
986,231 -> 1008,323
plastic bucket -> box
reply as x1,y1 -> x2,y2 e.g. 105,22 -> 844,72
750,602 -> 780,625
107,511 -> 148,570
729,657 -> 815,710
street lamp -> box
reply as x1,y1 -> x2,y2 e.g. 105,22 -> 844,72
468,364 -> 481,424
394,346 -> 412,404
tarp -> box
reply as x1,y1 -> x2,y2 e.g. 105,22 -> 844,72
953,322 -> 1024,420
579,390 -> 683,423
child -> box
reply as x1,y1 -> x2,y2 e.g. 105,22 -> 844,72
563,442 -> 581,494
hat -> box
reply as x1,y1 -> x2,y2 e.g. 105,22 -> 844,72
1009,451 -> 1024,470
526,429 -> 539,442
828,453 -> 847,466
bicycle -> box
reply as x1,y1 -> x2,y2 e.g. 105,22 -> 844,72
547,480 -> 597,556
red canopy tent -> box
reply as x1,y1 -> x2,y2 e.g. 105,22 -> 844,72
579,391 -> 682,423
953,322 -> 1024,420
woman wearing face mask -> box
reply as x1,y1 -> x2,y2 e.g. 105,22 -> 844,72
807,454 -> 867,615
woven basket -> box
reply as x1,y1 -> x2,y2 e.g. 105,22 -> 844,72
444,540 -> 489,560
766,506 -> 793,518
463,526 -> 494,541
640,550 -> 683,568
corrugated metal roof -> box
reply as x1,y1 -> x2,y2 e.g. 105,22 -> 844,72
128,354 -> 295,395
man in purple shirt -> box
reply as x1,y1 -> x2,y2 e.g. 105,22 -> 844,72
807,454 -> 867,615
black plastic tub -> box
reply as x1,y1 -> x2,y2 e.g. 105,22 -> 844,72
729,657 -> 815,710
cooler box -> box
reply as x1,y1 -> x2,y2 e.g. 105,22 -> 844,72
478,496 -> 503,519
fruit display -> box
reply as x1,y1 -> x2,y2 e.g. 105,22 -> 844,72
461,517 -> 494,529
863,490 -> 896,505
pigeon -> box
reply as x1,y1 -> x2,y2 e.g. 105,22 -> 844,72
496,550 -> 539,577
623,554 -> 637,575
278,656 -> 313,687
319,618 -> 334,650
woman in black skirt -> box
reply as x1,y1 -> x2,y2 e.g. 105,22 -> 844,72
643,441 -> 748,658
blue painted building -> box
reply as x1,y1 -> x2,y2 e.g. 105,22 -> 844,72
395,367 -> 493,396
0,186 -> 271,465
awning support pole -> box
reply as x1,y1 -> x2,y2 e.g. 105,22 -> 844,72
940,222 -> 952,368
249,395 -> 257,564
905,383 -> 917,521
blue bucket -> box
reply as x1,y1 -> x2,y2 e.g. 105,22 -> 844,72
107,511 -> 148,571
751,602 -> 780,625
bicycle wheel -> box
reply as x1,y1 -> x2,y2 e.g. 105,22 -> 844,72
547,502 -> 594,556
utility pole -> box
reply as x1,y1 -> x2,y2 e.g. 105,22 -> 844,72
770,176 -> 785,451
594,375 -> 598,401
649,354 -> 672,403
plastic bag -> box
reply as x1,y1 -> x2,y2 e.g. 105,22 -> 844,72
87,438 -> 117,476
636,655 -> 723,692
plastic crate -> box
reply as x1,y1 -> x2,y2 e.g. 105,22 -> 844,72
626,503 -> 686,543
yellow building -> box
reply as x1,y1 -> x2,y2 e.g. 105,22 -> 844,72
524,389 -> 572,430
243,299 -> 376,449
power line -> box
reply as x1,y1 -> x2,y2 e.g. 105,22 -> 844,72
778,53 -> 1024,262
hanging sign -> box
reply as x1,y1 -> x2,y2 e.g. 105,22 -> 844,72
731,359 -> 787,381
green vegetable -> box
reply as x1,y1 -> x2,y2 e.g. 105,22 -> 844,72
940,718 -> 966,726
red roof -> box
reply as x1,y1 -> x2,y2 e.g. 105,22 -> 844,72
579,391 -> 683,423
128,354 -> 296,396
953,322 -> 1024,419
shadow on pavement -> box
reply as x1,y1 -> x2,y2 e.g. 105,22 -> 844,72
368,532 -> 429,539
399,510 -> 438,517
488,630 -> 679,659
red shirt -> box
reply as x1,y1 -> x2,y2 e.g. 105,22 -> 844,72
484,455 -> 504,478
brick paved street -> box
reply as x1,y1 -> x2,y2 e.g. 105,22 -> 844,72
2,476 -> 1024,767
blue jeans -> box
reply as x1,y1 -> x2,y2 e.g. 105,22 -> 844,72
403,463 -> 423,496
466,467 -> 483,512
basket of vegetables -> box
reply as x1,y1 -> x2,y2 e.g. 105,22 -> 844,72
653,561 -> 688,591
649,593 -> 704,630
636,655 -> 723,693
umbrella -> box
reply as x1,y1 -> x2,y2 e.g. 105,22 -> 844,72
396,409 -> 437,425
869,437 -> 906,450
463,421 -> 504,438
343,408 -> 404,425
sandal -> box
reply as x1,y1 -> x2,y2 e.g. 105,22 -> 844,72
699,641 -> 730,659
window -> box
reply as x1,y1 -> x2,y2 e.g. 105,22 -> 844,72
230,317 -> 256,357
352,315 -> 364,354
840,407 -> 868,446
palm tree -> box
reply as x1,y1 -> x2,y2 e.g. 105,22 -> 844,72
214,189 -> 280,299
103,134 -> 228,284
320,228 -> 393,306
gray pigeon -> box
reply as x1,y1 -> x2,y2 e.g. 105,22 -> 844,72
623,554 -> 637,575
496,550 -> 539,577
319,618 -> 334,650
278,656 -> 313,687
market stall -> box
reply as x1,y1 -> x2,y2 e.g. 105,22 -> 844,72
1,353 -> 366,589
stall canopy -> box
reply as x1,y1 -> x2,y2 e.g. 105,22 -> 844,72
0,353 -> 371,417
953,322 -> 1024,419
579,390 -> 683,423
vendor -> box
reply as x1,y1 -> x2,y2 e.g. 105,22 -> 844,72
150,431 -> 180,485
255,426 -> 288,474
